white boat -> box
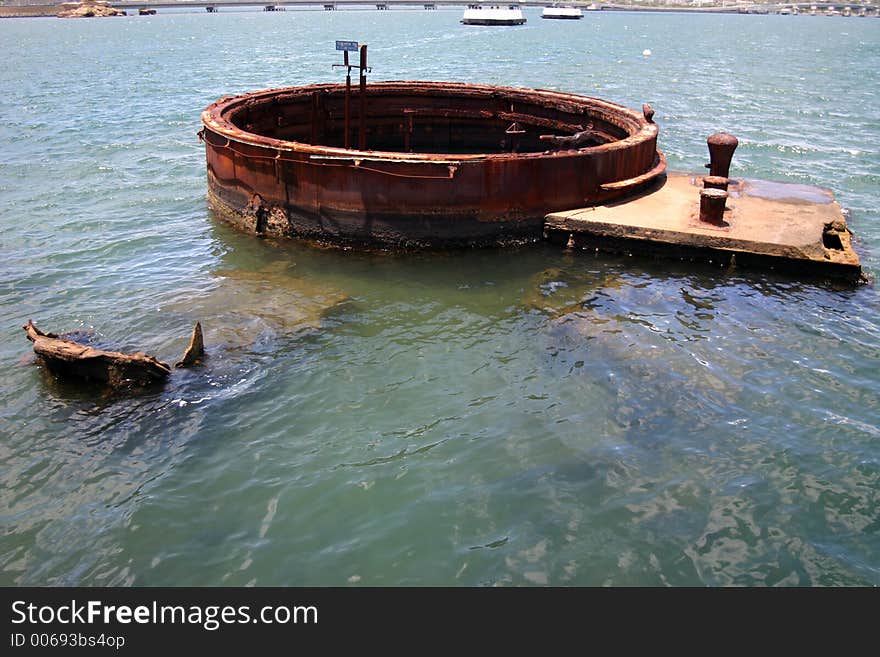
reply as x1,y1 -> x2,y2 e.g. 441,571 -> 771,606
541,5 -> 583,19
461,4 -> 527,25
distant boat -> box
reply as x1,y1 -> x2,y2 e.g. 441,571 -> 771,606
541,5 -> 583,20
461,4 -> 527,25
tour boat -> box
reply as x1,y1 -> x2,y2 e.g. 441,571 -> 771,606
461,4 -> 527,26
541,5 -> 583,19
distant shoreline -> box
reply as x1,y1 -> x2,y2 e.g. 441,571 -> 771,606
0,4 -> 58,17
1,3 -> 876,20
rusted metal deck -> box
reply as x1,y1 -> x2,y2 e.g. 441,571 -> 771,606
543,172 -> 862,281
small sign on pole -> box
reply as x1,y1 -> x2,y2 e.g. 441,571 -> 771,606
336,40 -> 359,52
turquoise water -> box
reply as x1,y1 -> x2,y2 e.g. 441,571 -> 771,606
1,11 -> 878,586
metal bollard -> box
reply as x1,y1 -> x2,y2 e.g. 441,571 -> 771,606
699,188 -> 728,226
706,132 -> 738,179
702,175 -> 730,191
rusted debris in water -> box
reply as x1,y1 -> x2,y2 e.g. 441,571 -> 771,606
23,320 -> 171,387
175,322 -> 204,368
23,320 -> 208,388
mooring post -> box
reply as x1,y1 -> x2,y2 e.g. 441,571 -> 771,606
702,175 -> 730,191
699,188 -> 728,226
706,132 -> 738,178
359,44 -> 368,150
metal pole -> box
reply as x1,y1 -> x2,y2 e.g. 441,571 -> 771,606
344,50 -> 351,149
359,44 -> 367,150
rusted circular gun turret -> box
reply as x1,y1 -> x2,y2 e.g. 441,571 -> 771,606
705,132 -> 739,179
200,82 -> 666,247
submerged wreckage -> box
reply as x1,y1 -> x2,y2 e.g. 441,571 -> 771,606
23,320 -> 204,388
200,46 -> 860,280
22,67 -> 867,390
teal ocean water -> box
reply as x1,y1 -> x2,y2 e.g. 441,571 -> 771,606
1,10 -> 878,586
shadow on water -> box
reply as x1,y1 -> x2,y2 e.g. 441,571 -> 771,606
29,358 -> 169,409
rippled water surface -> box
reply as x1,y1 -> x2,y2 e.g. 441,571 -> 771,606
1,11 -> 878,586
